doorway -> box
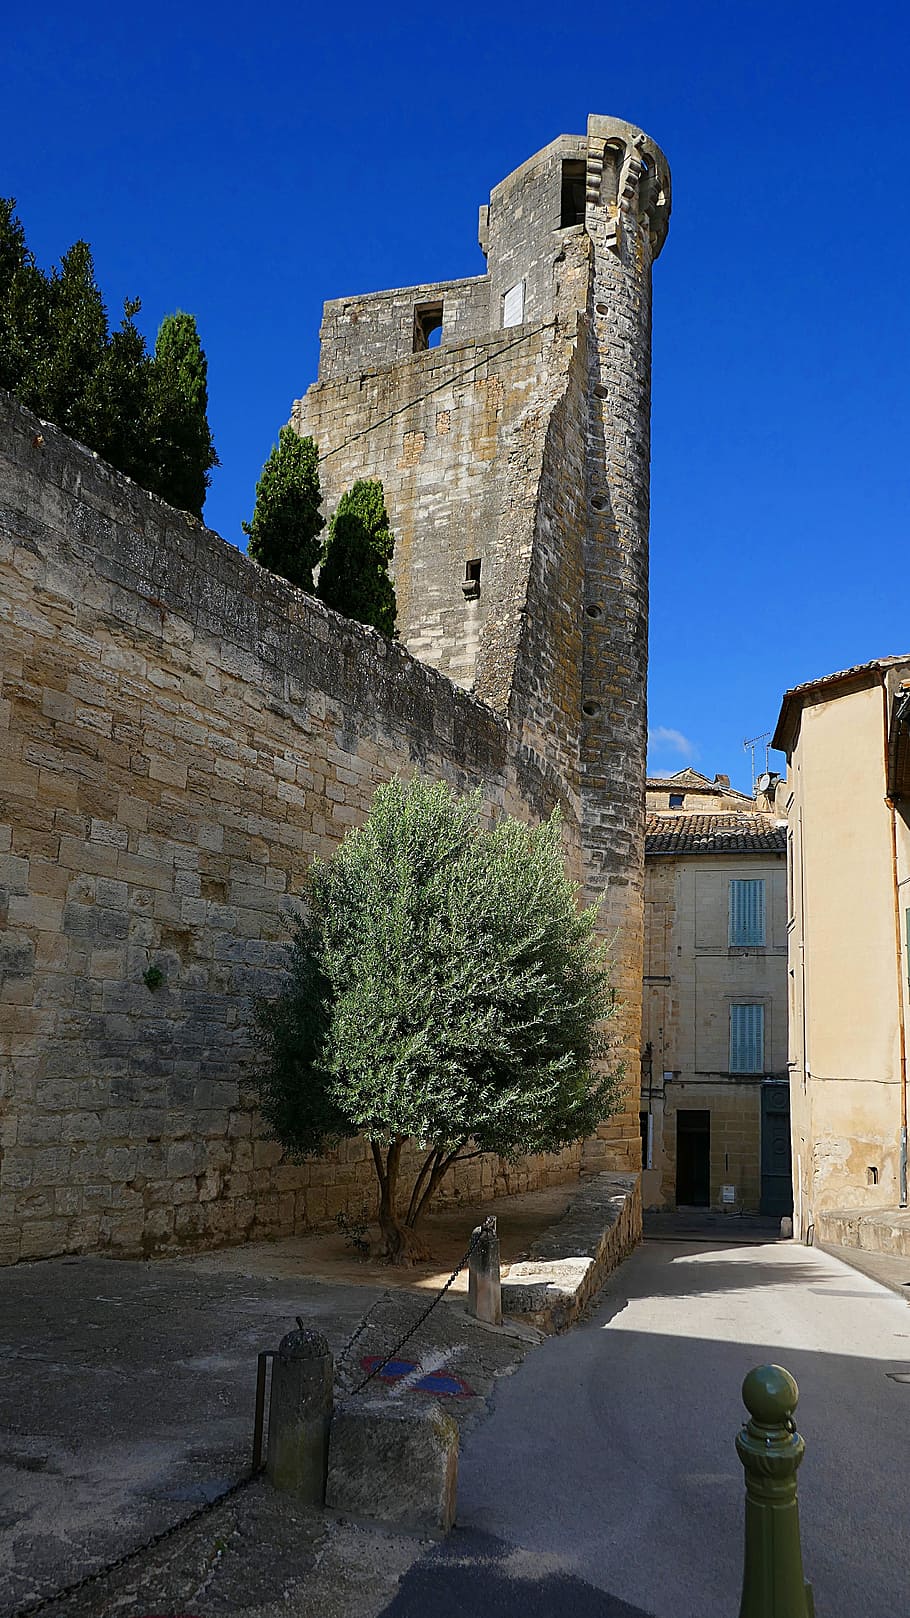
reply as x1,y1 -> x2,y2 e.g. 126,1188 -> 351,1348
760,1083 -> 793,1217
676,1110 -> 710,1206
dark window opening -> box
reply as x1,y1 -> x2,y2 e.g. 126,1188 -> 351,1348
669,793 -> 684,808
414,302 -> 444,352
462,558 -> 481,599
560,160 -> 586,228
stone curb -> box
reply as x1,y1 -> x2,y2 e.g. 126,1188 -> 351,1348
500,1171 -> 641,1331
816,1205 -> 910,1257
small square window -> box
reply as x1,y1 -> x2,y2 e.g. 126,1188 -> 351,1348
669,793 -> 684,809
502,281 -> 525,328
560,160 -> 586,228
414,302 -> 444,352
462,558 -> 481,599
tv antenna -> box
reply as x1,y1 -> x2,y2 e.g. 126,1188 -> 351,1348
743,731 -> 771,794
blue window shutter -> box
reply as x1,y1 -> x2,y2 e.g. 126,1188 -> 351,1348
730,1004 -> 764,1073
729,879 -> 766,946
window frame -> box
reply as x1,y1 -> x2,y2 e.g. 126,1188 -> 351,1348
729,876 -> 766,947
729,1001 -> 765,1074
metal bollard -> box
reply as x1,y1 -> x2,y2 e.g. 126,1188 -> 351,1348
265,1318 -> 333,1503
467,1215 -> 502,1326
736,1364 -> 814,1618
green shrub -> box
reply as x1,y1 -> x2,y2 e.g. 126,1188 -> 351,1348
255,776 -> 620,1262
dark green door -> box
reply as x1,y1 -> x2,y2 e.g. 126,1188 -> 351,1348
760,1083 -> 793,1217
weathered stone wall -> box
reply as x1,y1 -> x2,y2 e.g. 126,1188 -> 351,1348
316,275 -> 490,381
0,113 -> 672,1263
297,323 -> 558,695
0,394 -> 585,1265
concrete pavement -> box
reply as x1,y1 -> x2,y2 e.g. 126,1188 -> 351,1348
383,1237 -> 910,1618
0,1247 -> 538,1617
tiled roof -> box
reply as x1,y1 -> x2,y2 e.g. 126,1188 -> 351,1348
646,813 -> 786,856
772,655 -> 910,753
645,768 -> 752,801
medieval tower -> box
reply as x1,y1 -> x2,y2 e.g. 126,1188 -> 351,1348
295,114 -> 672,1171
0,113 -> 669,1262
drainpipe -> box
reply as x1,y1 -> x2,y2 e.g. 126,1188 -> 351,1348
882,679 -> 909,1207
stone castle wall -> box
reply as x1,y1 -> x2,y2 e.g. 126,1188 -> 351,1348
0,394 -> 585,1265
0,113 -> 671,1262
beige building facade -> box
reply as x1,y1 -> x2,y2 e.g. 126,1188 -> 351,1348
641,772 -> 789,1215
772,658 -> 910,1242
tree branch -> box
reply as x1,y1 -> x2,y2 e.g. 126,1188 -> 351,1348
370,1139 -> 387,1193
411,1144 -> 465,1228
406,1147 -> 441,1227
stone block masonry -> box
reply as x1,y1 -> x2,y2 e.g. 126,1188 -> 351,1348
0,392 -> 584,1264
298,114 -> 672,1180
0,113 -> 671,1263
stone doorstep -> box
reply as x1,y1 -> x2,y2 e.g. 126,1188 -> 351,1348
500,1170 -> 641,1331
816,1205 -> 910,1258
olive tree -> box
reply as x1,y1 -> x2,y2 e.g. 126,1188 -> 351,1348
255,775 -> 620,1262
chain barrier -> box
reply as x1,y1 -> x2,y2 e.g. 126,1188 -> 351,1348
7,1467 -> 258,1618
337,1222 -> 486,1397
8,1223 -> 485,1618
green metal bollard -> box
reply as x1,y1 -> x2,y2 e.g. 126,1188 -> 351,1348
736,1365 -> 815,1618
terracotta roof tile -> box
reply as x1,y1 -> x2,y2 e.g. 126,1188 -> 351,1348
772,655 -> 910,753
645,813 -> 786,856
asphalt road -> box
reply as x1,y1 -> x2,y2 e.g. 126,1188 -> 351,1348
382,1237 -> 910,1617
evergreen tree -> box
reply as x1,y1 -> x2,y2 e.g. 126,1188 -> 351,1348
0,197 -> 50,398
256,776 -> 620,1262
317,478 -> 397,637
243,427 -> 324,590
0,199 -> 217,516
147,310 -> 218,518
38,241 -> 108,439
79,298 -> 155,488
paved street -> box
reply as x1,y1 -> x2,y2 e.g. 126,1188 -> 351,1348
383,1237 -> 910,1617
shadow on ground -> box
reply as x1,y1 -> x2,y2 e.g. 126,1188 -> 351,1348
378,1529 -> 655,1617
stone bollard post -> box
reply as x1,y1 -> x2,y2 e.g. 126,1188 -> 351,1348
467,1216 -> 502,1326
736,1365 -> 814,1618
266,1319 -> 333,1503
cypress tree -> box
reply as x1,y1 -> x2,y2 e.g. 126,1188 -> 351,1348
79,297 -> 155,489
0,197 -> 51,399
38,241 -> 109,440
0,199 -> 217,516
243,427 -> 324,591
147,310 -> 218,518
317,478 -> 397,637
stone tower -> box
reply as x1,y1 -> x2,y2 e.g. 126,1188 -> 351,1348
294,114 -> 671,1171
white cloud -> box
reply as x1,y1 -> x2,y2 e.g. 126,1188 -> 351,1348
647,726 -> 697,759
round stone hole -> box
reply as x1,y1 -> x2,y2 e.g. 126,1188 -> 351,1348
593,384 -> 608,399
590,495 -> 608,512
582,699 -> 601,718
594,301 -> 609,316
585,602 -> 603,619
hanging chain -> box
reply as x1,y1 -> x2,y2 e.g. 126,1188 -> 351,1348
7,1467 -> 258,1618
10,1223 -> 489,1617
338,1222 -> 486,1396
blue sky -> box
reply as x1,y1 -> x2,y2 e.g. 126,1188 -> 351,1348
5,1 -> 909,793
